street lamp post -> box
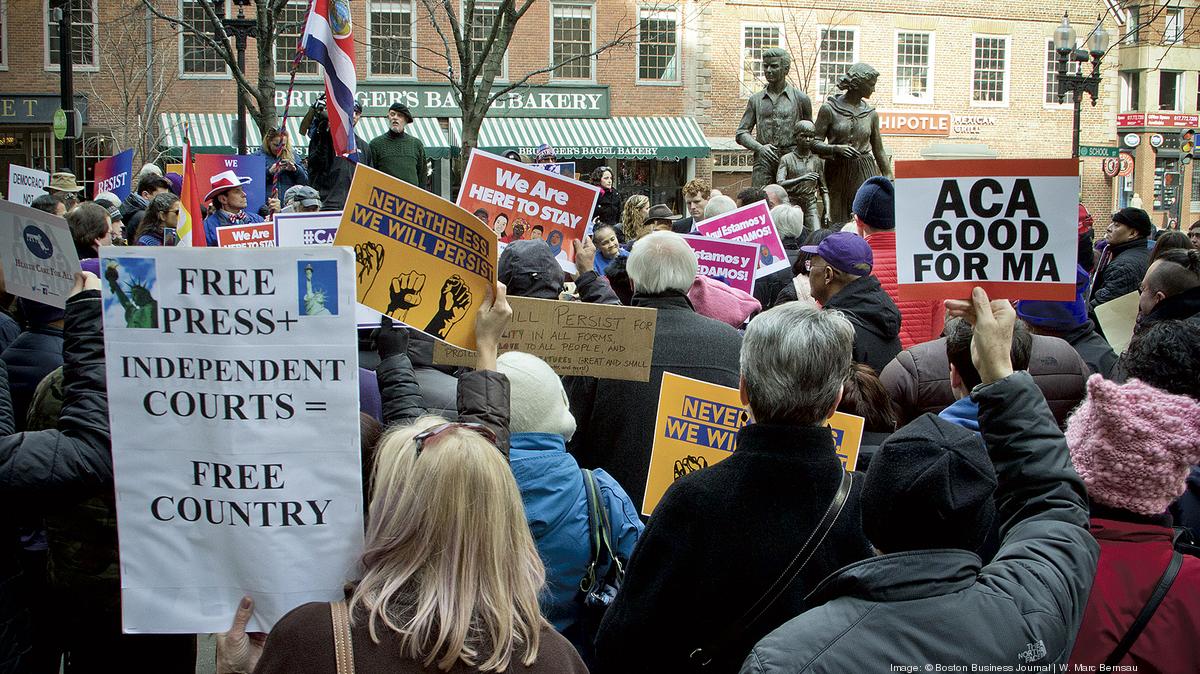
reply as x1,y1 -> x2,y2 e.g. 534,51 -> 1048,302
216,0 -> 257,155
1054,13 -> 1112,159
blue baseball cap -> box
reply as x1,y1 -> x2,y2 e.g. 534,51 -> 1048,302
801,232 -> 874,275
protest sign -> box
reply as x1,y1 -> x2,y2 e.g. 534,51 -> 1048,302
432,296 -> 657,381
535,161 -> 577,177
336,165 -> 497,350
694,200 -> 788,279
101,247 -> 362,634
216,221 -> 277,248
681,234 -> 758,296
276,211 -> 382,328
457,150 -> 599,274
1094,290 -> 1139,355
7,165 -> 50,206
195,154 -> 266,214
642,373 -> 864,515
94,148 -> 134,201
894,159 -> 1079,302
0,200 -> 80,308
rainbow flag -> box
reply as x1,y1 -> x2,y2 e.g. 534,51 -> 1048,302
176,134 -> 206,247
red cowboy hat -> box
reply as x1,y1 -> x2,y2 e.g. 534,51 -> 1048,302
204,170 -> 253,203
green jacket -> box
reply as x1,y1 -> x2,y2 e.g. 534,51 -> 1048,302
368,130 -> 428,189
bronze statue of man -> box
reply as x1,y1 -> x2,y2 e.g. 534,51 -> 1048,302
736,48 -> 813,188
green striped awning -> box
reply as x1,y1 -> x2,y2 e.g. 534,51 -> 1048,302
158,113 -> 451,158
449,116 -> 709,160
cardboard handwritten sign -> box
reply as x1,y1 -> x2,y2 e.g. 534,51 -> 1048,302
94,148 -> 134,201
642,373 -> 864,515
456,150 -> 600,274
0,200 -> 80,308
681,234 -> 758,296
432,296 -> 656,382
215,221 -> 277,248
894,159 -> 1079,301
695,200 -> 789,278
101,247 -> 362,634
335,165 -> 497,350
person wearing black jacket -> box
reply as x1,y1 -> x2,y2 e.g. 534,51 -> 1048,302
1089,208 -> 1152,319
1136,248 -> 1200,329
590,167 -> 621,226
804,232 -> 901,374
0,273 -> 109,674
307,102 -> 372,211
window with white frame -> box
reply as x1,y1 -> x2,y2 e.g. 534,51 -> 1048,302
638,7 -> 678,82
1045,39 -> 1080,105
817,28 -> 857,98
1125,5 -> 1140,44
895,31 -> 932,103
972,36 -> 1008,104
1165,7 -> 1183,44
180,0 -> 226,76
0,1 -> 8,70
46,0 -> 97,70
276,0 -> 318,76
468,1 -> 508,80
370,1 -> 414,77
551,3 -> 593,80
1160,71 -> 1181,110
741,24 -> 780,97
1121,70 -> 1141,111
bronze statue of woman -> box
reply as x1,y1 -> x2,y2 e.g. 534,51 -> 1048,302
812,63 -> 892,226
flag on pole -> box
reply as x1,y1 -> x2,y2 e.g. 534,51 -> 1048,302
176,131 -> 207,247
302,0 -> 358,157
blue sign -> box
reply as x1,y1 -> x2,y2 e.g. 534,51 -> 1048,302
22,225 -> 54,259
94,148 -> 134,201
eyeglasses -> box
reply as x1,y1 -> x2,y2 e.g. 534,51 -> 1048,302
413,422 -> 497,456
804,258 -> 829,274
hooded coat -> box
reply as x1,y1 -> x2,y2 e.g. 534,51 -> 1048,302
1089,237 -> 1151,314
1139,284 -> 1200,328
822,275 -> 902,374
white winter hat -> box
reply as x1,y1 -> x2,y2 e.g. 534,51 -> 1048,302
496,351 -> 576,441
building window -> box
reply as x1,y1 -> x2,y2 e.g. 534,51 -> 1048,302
468,0 -> 508,80
1192,163 -> 1200,212
1160,71 -> 1180,110
740,24 -> 780,97
180,0 -> 226,76
551,3 -> 593,80
1155,157 -> 1180,210
45,0 -> 97,70
1165,7 -> 1183,44
1125,6 -> 1140,44
637,7 -> 678,83
972,35 -> 1009,105
817,28 -> 857,98
369,1 -> 414,77
1121,71 -> 1141,111
276,0 -> 318,76
1045,39 -> 1080,105
895,31 -> 932,103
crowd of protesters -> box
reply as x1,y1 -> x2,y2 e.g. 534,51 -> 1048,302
2,136 -> 1200,674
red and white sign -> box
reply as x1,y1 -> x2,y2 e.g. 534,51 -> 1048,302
894,159 -> 1080,302
1102,157 -> 1120,178
1118,152 -> 1134,177
1118,112 -> 1199,129
879,111 -> 951,137
215,221 -> 277,248
1117,113 -> 1146,128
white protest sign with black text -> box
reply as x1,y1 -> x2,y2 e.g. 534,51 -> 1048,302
273,210 -> 383,328
0,200 -> 80,308
894,159 -> 1079,301
102,247 -> 363,634
7,165 -> 49,206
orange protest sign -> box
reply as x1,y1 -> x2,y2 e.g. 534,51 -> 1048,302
456,150 -> 600,274
642,373 -> 865,515
334,165 -> 498,350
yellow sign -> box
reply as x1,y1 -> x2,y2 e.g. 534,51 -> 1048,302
334,165 -> 498,350
642,373 -> 865,515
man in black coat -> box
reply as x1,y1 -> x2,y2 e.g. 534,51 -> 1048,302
805,232 -> 901,374
593,299 -> 871,673
1,300 -> 65,431
0,273 -> 109,674
1088,207 -> 1152,320
567,231 -> 742,509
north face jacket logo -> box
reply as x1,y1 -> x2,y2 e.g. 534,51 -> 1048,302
1018,639 -> 1047,663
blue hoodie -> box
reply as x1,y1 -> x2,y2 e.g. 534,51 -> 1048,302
508,432 -> 643,657
937,396 -> 980,433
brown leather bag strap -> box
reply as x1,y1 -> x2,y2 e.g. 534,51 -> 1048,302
330,600 -> 356,674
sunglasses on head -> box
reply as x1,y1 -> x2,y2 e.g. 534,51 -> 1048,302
413,422 -> 498,456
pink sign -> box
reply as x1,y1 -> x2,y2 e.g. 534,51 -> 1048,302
694,200 -> 788,279
681,234 -> 758,296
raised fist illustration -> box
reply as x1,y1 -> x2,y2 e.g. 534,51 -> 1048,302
354,242 -> 386,295
386,270 -> 426,316
424,274 -> 473,339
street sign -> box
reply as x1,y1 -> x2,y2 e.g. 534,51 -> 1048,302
52,109 -> 66,140
1080,145 -> 1119,158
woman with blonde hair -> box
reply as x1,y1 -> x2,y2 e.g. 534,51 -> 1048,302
254,127 -> 308,201
619,194 -> 651,245
215,286 -> 587,674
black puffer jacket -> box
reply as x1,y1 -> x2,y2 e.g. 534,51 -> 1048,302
1088,238 -> 1150,313
0,327 -> 63,432
0,291 -> 109,674
593,188 -> 622,227
822,276 -> 902,375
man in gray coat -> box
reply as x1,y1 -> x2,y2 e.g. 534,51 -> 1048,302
742,288 -> 1100,673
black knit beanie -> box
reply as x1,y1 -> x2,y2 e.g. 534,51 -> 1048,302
861,414 -> 998,554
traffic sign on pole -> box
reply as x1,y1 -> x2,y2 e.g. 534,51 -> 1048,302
1079,145 -> 1119,158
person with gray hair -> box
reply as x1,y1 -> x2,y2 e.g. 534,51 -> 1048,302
736,47 -> 814,187
594,301 -> 873,672
566,231 -> 742,512
703,194 -> 738,221
763,184 -> 789,208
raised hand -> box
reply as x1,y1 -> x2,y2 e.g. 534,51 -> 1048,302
386,270 -> 426,316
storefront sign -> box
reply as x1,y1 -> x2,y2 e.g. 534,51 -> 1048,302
1117,113 -> 1145,128
878,111 -> 951,137
276,84 -> 610,119
951,115 -> 998,135
1150,134 -> 1164,148
1122,133 -> 1140,148
0,94 -> 88,125
1118,152 -> 1134,177
1102,157 -> 1120,178
1118,112 -> 1199,129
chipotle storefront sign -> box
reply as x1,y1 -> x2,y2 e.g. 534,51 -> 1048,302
878,111 -> 951,136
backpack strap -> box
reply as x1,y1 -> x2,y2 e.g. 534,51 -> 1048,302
1104,547 -> 1184,666
579,469 -> 604,593
330,600 -> 356,674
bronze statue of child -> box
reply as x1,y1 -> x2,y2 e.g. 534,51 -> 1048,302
776,120 -> 831,231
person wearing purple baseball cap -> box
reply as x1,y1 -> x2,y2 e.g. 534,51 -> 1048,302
803,231 -> 901,373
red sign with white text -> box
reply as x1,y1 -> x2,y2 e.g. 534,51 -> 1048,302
215,221 -> 277,248
1118,112 -> 1199,129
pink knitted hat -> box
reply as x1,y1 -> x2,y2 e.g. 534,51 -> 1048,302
1065,375 -> 1200,516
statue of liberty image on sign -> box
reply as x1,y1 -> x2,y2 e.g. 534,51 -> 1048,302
103,258 -> 159,329
299,260 -> 339,316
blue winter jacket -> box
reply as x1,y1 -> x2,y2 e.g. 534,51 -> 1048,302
937,396 -> 980,433
508,432 -> 643,654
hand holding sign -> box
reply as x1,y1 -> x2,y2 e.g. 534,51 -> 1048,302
475,281 -> 513,372
945,287 -> 1016,385
215,596 -> 266,674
